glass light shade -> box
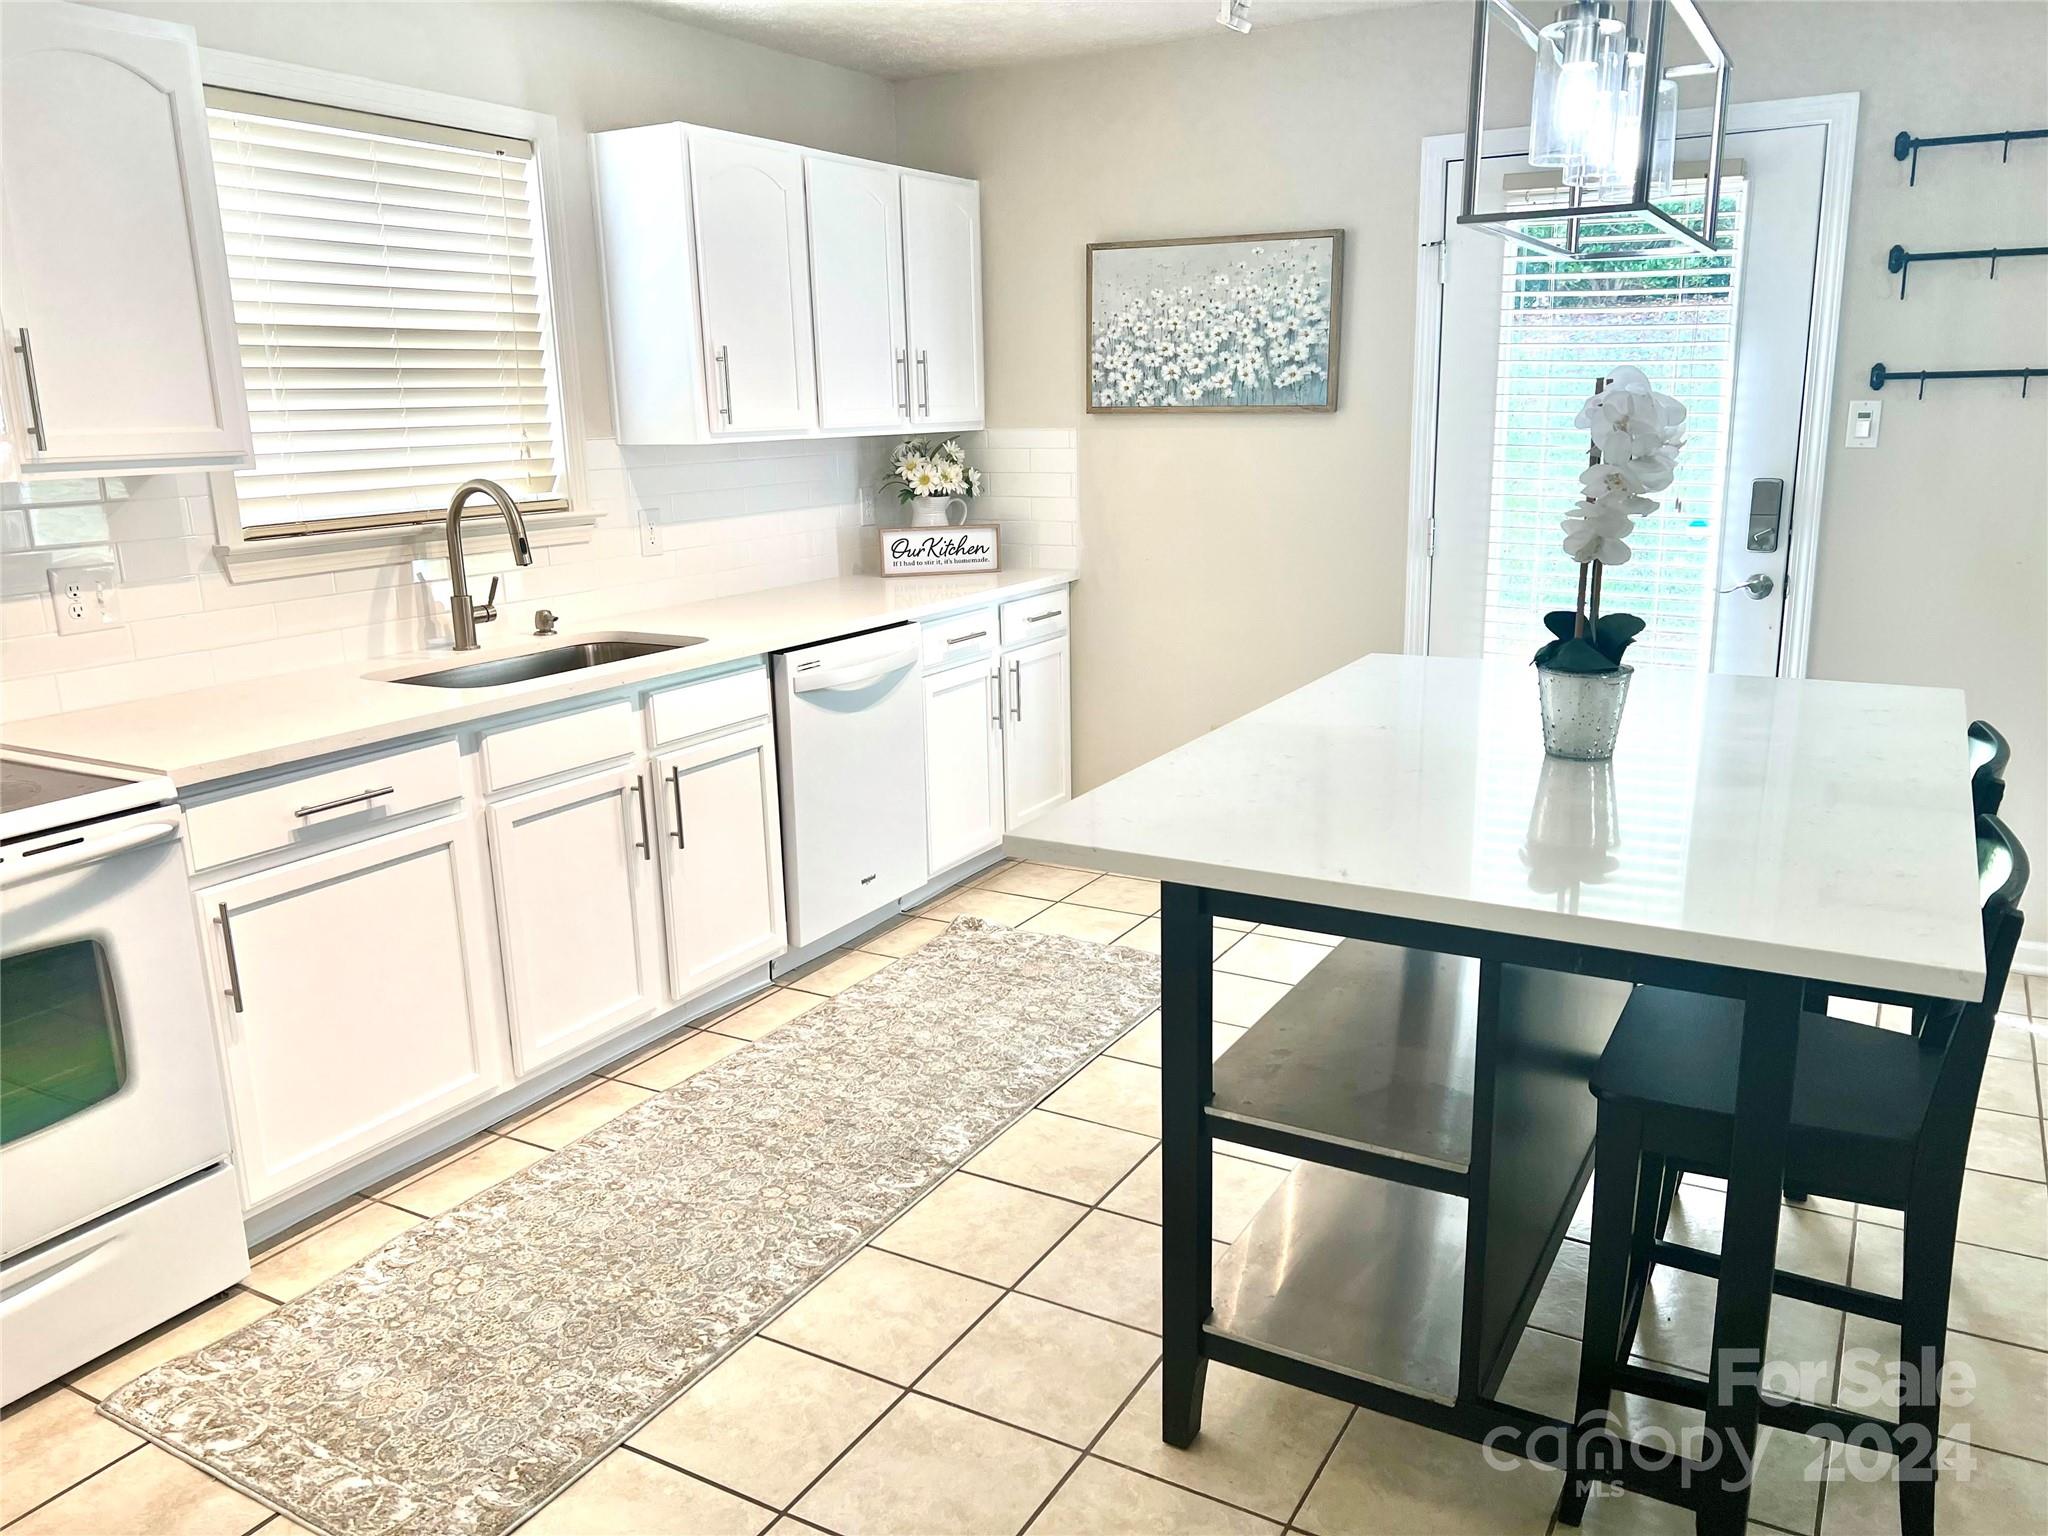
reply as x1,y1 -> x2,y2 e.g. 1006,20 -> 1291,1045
1530,4 -> 1627,186
1592,52 -> 1678,198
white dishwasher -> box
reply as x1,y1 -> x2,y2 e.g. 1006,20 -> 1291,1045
772,623 -> 928,949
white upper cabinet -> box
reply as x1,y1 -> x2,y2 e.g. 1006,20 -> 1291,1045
688,130 -> 817,436
806,156 -> 910,433
0,4 -> 250,474
593,121 -> 980,444
901,172 -> 984,431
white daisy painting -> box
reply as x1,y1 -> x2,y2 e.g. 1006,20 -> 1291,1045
1087,230 -> 1343,413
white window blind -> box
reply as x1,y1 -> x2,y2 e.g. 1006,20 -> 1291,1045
1480,177 -> 1749,670
205,90 -> 566,538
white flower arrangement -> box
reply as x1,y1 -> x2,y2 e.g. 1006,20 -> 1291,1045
882,437 -> 982,505
1535,367 -> 1688,673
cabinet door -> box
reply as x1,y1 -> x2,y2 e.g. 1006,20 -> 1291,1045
901,173 -> 984,429
925,663 -> 1004,875
0,5 -> 250,472
655,723 -> 788,1001
486,765 -> 664,1075
202,816 -> 504,1208
806,157 -> 909,432
1002,635 -> 1071,829
689,131 -> 816,434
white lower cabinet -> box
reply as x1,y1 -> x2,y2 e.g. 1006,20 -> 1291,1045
924,661 -> 1004,873
486,764 -> 666,1076
654,722 -> 787,1000
1002,633 -> 1072,829
201,815 -> 505,1209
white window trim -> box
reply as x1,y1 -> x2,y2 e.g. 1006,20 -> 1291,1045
1404,93 -> 1860,680
197,49 -> 592,581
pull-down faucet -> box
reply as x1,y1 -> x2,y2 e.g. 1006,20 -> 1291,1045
445,478 -> 534,651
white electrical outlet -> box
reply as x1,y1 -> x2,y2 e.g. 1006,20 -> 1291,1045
49,563 -> 120,635
858,487 -> 878,526
640,508 -> 662,556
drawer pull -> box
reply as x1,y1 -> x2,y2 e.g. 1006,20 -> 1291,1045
947,629 -> 989,645
294,785 -> 394,819
217,903 -> 245,1014
1026,609 -> 1061,623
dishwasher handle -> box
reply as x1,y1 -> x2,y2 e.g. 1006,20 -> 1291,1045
788,636 -> 921,694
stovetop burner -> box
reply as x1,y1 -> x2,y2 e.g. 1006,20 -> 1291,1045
0,757 -> 135,816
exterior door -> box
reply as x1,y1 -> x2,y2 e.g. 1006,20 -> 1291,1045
0,5 -> 250,471
486,767 -> 664,1075
655,724 -> 787,1002
689,130 -> 817,434
807,156 -> 910,431
1423,122 -> 1830,675
202,816 -> 504,1207
1002,635 -> 1071,829
924,662 -> 1004,874
901,172 -> 984,429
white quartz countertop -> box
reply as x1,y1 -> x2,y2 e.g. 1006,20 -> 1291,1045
2,569 -> 1069,789
1008,653 -> 1986,1001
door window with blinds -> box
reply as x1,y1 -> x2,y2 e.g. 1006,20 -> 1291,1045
204,90 -> 567,539
1477,175 -> 1747,670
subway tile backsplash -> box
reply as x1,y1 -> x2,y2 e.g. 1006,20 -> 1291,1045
0,427 -> 1080,722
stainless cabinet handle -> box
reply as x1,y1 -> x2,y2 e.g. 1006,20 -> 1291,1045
947,629 -> 988,645
714,345 -> 733,425
217,903 -> 245,1014
896,348 -> 911,417
631,777 -> 651,860
295,785 -> 394,818
916,349 -> 930,416
669,765 -> 686,848
14,328 -> 47,452
989,669 -> 1001,726
1009,659 -> 1022,722
1026,610 -> 1061,623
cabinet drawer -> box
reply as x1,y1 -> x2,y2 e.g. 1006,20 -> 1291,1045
647,666 -> 770,747
481,700 -> 638,793
921,607 -> 997,670
1000,588 -> 1069,647
187,739 -> 462,872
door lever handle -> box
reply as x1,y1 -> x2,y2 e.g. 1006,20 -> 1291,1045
1718,572 -> 1775,600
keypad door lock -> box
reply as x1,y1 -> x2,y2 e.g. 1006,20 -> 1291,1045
1746,478 -> 1785,553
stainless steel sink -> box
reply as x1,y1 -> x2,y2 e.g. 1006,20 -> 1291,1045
390,638 -> 705,689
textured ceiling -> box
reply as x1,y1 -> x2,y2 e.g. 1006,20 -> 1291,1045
638,0 -> 1382,79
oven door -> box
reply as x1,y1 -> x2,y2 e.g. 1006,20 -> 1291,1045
1,810 -> 232,1258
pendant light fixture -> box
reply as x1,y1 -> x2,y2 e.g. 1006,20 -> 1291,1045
1458,0 -> 1727,259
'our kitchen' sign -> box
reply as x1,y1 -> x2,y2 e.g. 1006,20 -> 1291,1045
878,524 -> 1001,576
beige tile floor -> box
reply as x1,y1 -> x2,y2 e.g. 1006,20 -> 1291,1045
6,860 -> 2047,1536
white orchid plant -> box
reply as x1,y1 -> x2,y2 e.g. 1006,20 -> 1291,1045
882,438 -> 982,505
1534,366 -> 1689,674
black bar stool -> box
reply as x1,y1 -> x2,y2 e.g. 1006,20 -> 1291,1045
1559,814 -> 2030,1535
1968,720 -> 2010,816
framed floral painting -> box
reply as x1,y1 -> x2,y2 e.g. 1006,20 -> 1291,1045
1086,229 -> 1343,413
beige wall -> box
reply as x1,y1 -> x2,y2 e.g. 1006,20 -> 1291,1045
86,0 -> 901,444
894,0 -> 2048,925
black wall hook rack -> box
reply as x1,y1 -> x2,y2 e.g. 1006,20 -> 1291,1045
1894,127 -> 2048,185
1869,363 -> 2046,399
1888,242 -> 2048,298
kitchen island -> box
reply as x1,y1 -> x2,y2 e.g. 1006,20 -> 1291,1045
1007,653 -> 1985,1534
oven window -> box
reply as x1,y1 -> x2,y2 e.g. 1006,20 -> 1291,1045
1,941 -> 127,1145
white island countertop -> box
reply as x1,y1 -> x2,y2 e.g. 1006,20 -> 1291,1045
2,569 -> 1069,789
1009,653 -> 1986,1002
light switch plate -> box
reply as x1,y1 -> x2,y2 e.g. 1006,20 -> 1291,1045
48,562 -> 120,634
1844,399 -> 1881,449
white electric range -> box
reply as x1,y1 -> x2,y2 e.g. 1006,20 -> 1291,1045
0,748 -> 248,1403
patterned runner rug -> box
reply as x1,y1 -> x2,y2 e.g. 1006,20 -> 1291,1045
104,918 -> 1158,1536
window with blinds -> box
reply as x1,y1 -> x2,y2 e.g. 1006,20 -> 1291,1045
205,90 -> 566,538
1480,177 -> 1749,670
